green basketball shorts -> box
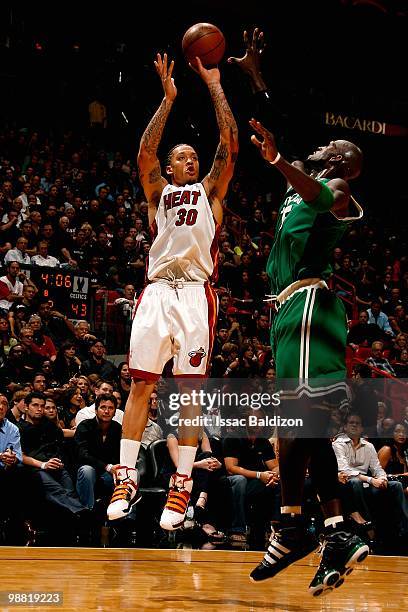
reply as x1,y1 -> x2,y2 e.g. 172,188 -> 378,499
272,284 -> 347,385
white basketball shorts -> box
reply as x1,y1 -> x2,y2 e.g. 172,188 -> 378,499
128,281 -> 218,380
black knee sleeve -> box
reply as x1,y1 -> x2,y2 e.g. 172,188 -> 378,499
308,438 -> 340,504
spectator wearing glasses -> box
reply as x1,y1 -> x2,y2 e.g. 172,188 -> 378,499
366,341 -> 396,377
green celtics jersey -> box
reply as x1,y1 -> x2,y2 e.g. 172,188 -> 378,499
267,179 -> 350,295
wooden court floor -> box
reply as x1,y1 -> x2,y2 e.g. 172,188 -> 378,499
0,547 -> 407,611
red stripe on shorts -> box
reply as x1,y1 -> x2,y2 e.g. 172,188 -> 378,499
129,368 -> 161,383
209,222 -> 220,284
205,282 -> 218,375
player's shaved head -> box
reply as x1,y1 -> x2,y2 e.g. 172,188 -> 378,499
334,140 -> 363,179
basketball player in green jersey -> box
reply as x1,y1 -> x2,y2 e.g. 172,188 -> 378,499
229,29 -> 369,596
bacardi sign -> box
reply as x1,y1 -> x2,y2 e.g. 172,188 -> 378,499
325,112 -> 407,137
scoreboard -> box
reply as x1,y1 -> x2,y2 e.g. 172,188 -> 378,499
28,267 -> 91,320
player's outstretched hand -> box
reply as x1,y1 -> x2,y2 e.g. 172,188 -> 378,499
189,56 -> 220,85
227,28 -> 265,76
249,118 -> 278,162
154,53 -> 177,102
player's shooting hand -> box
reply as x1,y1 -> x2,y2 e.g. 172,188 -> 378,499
227,28 -> 265,76
249,118 -> 279,162
154,53 -> 177,102
189,56 -> 220,85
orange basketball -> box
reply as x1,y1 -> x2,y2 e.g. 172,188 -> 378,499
182,23 -> 226,67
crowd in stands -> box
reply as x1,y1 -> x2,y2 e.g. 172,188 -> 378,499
0,127 -> 407,551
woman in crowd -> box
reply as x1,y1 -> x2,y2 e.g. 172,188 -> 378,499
59,386 -> 85,429
53,341 -> 81,385
76,374 -> 93,406
378,423 -> 408,495
43,396 -> 75,438
393,348 -> 408,378
116,361 -> 131,407
224,343 -> 259,378
0,312 -> 18,365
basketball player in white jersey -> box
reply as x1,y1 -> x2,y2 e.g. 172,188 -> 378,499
107,53 -> 238,529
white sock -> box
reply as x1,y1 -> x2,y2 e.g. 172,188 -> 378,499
120,439 -> 141,468
324,515 -> 344,529
177,446 -> 196,478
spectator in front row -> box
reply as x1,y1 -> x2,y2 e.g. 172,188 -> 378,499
74,394 -> 121,510
19,392 -> 89,519
333,414 -> 408,537
223,410 -> 280,545
366,341 -> 396,376
0,393 -> 26,543
378,423 -> 408,491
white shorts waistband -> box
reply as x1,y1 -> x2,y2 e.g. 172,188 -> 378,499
277,280 -> 328,310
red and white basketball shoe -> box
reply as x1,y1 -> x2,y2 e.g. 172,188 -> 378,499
107,466 -> 141,521
160,473 -> 193,531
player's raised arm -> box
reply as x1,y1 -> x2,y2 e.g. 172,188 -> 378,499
249,118 -> 351,216
137,53 -> 176,224
191,57 -> 238,225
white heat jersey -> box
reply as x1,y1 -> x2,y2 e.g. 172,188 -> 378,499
147,182 -> 219,282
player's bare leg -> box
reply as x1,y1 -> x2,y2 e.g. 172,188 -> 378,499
160,380 -> 201,531
107,379 -> 155,521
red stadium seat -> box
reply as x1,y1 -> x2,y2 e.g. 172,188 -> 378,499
355,346 -> 372,361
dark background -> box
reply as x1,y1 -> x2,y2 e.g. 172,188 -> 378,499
0,0 -> 406,219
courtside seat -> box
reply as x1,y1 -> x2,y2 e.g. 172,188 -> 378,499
355,346 -> 372,361
138,443 -> 167,496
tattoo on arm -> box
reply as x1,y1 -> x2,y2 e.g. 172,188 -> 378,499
208,83 -> 238,136
141,98 -> 173,157
210,142 -> 229,182
149,163 -> 162,184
